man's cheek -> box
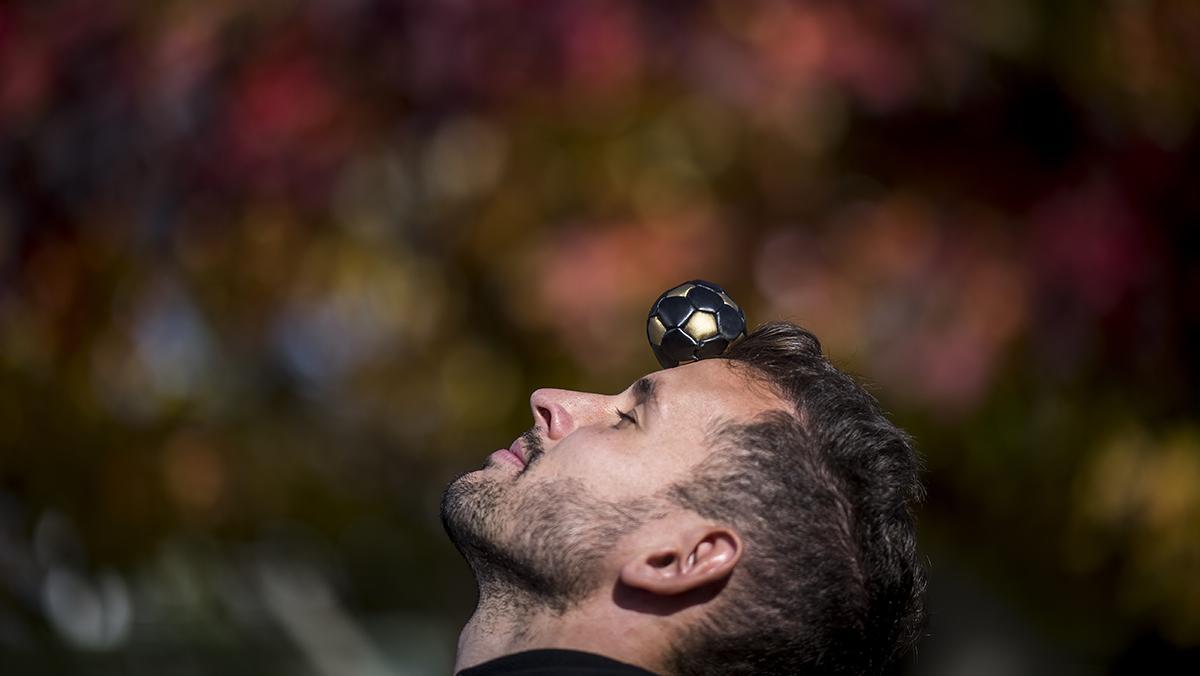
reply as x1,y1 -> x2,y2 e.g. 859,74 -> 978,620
584,461 -> 664,501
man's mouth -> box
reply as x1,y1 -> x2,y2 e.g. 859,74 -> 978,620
509,437 -> 527,467
487,429 -> 543,472
488,440 -> 525,470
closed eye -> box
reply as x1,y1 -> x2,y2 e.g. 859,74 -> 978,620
612,407 -> 638,428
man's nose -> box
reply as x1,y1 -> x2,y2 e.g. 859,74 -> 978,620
529,388 -> 607,440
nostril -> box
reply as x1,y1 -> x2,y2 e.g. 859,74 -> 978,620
536,405 -> 553,431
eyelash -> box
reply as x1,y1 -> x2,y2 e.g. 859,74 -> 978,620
613,407 -> 637,428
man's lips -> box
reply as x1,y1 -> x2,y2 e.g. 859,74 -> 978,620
489,437 -> 526,469
509,437 -> 527,465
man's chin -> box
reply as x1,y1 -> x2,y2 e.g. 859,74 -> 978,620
440,474 -> 504,552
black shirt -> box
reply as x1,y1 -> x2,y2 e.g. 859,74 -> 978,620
456,649 -> 659,675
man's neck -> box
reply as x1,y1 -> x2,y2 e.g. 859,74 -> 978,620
453,593 -> 666,674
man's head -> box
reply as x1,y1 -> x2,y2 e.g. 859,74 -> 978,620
441,321 -> 925,674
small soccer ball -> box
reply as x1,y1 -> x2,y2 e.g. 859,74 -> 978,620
647,280 -> 747,368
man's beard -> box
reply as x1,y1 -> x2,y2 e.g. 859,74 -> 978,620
440,434 -> 660,615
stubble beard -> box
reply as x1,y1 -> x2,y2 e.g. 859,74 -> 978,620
440,435 -> 661,618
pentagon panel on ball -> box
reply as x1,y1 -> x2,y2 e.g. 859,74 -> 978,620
647,280 -> 747,368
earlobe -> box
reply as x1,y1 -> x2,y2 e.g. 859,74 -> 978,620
620,527 -> 742,596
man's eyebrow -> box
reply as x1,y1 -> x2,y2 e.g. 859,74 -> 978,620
632,377 -> 659,410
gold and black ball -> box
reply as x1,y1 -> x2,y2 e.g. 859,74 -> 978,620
647,280 -> 746,368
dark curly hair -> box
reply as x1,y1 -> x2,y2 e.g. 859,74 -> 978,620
664,322 -> 926,675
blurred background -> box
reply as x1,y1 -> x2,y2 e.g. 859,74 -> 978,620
1,0 -> 1199,674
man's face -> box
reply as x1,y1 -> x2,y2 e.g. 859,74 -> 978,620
440,359 -> 783,609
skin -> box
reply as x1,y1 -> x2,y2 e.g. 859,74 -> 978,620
451,359 -> 789,674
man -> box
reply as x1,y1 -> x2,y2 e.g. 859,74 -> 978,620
441,322 -> 926,675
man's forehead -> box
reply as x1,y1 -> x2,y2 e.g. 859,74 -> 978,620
634,359 -> 782,417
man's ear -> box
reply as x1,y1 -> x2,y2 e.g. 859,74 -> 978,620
619,525 -> 743,596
